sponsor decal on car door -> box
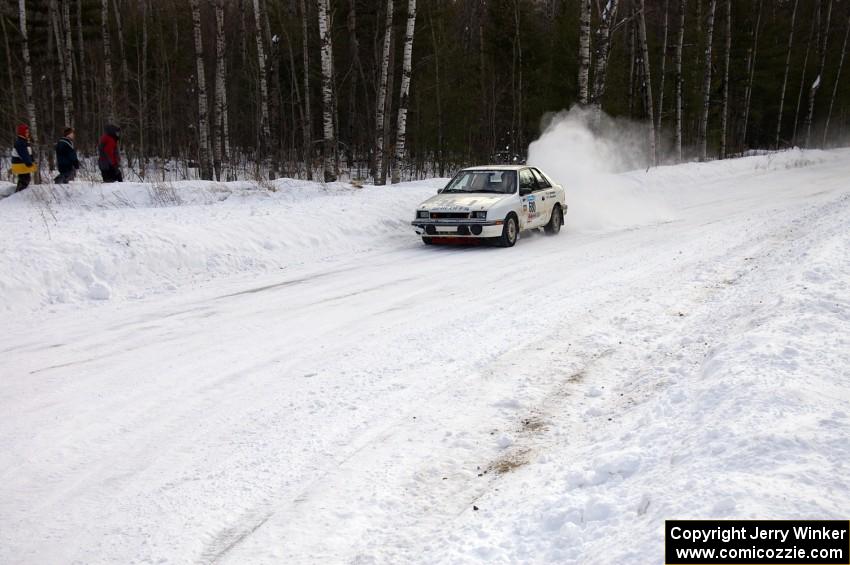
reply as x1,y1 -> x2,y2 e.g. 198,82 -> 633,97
530,168 -> 555,227
519,169 -> 540,228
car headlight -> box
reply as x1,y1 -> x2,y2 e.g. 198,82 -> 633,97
473,211 -> 487,219
417,210 -> 430,219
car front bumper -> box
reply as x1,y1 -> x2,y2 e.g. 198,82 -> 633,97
411,218 -> 504,238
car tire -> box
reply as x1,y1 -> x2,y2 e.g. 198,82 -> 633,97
496,214 -> 518,247
422,236 -> 434,245
544,205 -> 562,235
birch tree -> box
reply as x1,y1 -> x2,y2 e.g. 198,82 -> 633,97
720,0 -> 731,159
300,0 -> 313,179
775,0 -> 799,148
347,0 -> 368,164
317,0 -> 337,181
137,0 -> 148,173
101,0 -> 115,120
374,0 -> 394,184
675,0 -> 686,160
76,0 -> 89,122
18,0 -> 38,178
1,16 -> 17,119
190,0 -> 212,179
393,0 -> 417,184
741,0 -> 763,149
805,0 -> 832,147
112,0 -> 130,101
252,0 -> 272,150
637,0 -> 656,165
698,0 -> 717,162
792,6 -> 817,145
213,0 -> 231,180
61,0 -> 74,126
822,15 -> 849,146
578,0 -> 591,105
656,0 -> 670,132
590,0 -> 620,118
50,0 -> 72,127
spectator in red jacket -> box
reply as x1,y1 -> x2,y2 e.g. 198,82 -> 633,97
98,124 -> 123,183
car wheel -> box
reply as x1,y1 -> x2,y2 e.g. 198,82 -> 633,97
422,236 -> 434,245
497,214 -> 518,247
544,205 -> 562,235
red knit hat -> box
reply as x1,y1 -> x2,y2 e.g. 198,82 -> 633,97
16,124 -> 29,137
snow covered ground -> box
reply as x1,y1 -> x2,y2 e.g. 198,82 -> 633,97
1,148 -> 849,564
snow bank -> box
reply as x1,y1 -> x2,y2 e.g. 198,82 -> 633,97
0,178 -> 440,317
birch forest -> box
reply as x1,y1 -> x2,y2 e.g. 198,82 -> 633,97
1,0 -> 849,182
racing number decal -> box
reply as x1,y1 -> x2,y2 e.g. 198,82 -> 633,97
527,194 -> 537,214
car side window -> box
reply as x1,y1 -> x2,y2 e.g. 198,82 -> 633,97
531,168 -> 551,188
519,169 -> 538,192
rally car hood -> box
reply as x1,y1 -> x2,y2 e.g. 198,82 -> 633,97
419,192 -> 513,212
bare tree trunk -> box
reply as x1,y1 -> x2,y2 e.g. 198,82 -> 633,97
392,0 -> 417,183
252,0 -> 271,152
479,0 -> 490,157
698,0 -> 717,162
138,0 -> 148,175
805,0 -> 832,147
822,15 -> 849,146
50,0 -> 72,127
101,0 -> 115,121
720,0 -> 731,159
190,0 -> 212,180
428,0 -> 444,176
18,0 -> 39,173
637,0 -> 656,165
793,6 -> 817,145
381,30 -> 396,184
1,16 -> 17,120
741,0 -> 763,150
512,0 -> 523,153
300,0 -> 313,179
346,0 -> 367,170
317,0 -> 337,181
775,0 -> 799,148
657,0 -> 670,133
675,0 -> 686,160
578,0 -> 591,105
62,0 -> 74,126
76,0 -> 88,126
591,0 -> 620,118
214,0 -> 230,180
374,0 -> 393,184
628,15 -> 636,117
112,0 -> 130,102
263,0 -> 281,175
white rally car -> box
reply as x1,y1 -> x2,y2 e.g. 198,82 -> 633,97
411,165 -> 567,247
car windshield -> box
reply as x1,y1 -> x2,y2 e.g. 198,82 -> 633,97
441,170 -> 517,194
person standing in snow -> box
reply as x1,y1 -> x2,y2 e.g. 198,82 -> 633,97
98,124 -> 123,183
54,128 -> 80,184
11,124 -> 36,192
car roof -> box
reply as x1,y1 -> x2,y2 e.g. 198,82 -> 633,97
460,165 -> 527,171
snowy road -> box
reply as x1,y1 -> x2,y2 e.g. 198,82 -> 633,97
2,150 -> 849,563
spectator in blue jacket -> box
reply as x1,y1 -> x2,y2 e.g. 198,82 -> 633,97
11,124 -> 34,192
54,128 -> 80,184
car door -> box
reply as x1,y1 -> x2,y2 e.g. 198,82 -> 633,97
519,168 -> 552,229
518,168 -> 539,229
531,168 -> 557,224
